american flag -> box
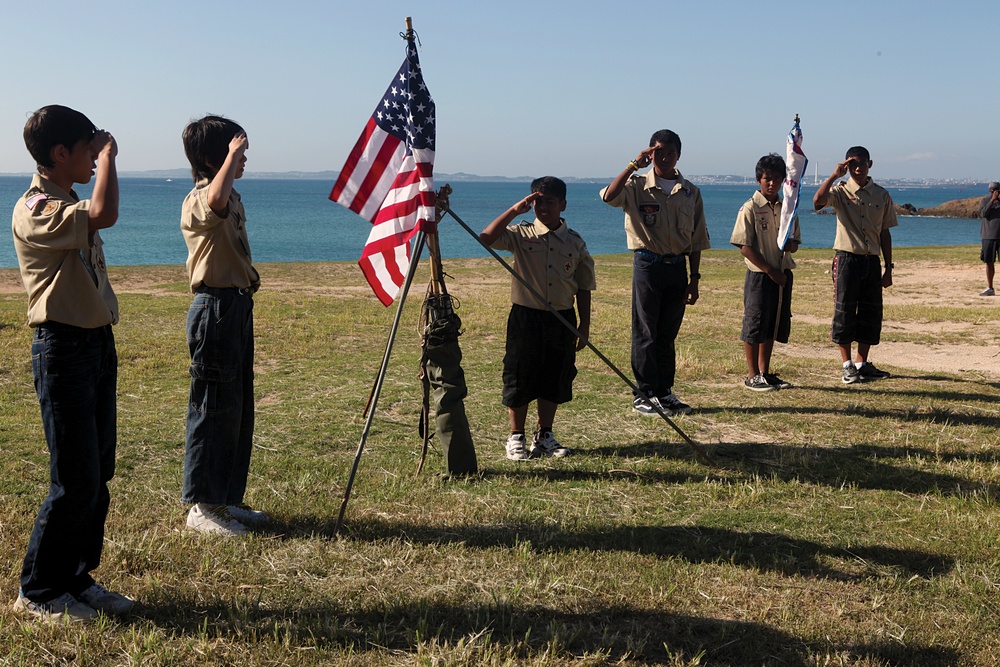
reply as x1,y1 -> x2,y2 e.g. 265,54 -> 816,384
330,41 -> 436,305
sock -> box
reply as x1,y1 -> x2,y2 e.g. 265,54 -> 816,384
843,360 -> 854,369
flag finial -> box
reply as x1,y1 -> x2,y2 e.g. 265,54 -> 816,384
404,17 -> 413,41
794,113 -> 800,124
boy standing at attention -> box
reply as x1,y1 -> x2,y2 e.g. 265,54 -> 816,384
480,177 -> 596,461
180,116 -> 264,535
731,154 -> 801,391
813,146 -> 897,384
601,129 -> 710,416
11,105 -> 134,621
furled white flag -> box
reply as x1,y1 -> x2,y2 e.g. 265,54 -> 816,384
779,118 -> 807,250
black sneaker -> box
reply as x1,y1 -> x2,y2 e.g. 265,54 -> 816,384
632,396 -> 660,416
763,373 -> 791,390
857,362 -> 890,380
842,363 -> 860,384
744,374 -> 775,392
658,392 -> 692,416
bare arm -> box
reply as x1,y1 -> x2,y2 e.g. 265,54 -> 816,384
207,132 -> 248,217
880,227 -> 893,288
479,193 -> 538,245
739,246 -> 787,286
575,289 -> 591,351
602,146 -> 654,203
88,131 -> 119,232
813,159 -> 850,210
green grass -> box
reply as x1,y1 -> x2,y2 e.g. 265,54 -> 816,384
1,246 -> 999,665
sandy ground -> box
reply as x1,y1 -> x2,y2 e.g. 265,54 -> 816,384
1,259 -> 997,380
788,261 -> 1000,380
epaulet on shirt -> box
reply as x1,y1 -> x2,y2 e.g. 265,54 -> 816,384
517,220 -> 532,226
567,228 -> 582,238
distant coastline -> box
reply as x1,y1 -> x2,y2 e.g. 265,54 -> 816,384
0,169 -> 991,189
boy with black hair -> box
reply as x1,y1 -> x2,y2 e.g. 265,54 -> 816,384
601,129 -> 710,415
813,146 -> 897,384
480,176 -> 596,460
180,115 -> 264,535
731,154 -> 800,391
11,105 -> 134,622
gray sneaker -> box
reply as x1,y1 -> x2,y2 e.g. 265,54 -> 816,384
530,430 -> 571,458
228,504 -> 270,526
842,363 -> 861,384
979,287 -> 995,296
186,503 -> 248,536
505,433 -> 530,461
13,591 -> 97,623
76,583 -> 135,615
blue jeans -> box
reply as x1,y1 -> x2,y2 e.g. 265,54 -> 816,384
182,287 -> 255,505
631,252 -> 688,398
21,323 -> 117,602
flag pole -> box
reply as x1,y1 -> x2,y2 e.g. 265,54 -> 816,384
439,201 -> 714,466
335,230 -> 427,538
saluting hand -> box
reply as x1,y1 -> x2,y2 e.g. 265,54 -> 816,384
830,159 -> 851,180
634,147 -> 655,169
91,130 -> 117,159
511,192 -> 540,215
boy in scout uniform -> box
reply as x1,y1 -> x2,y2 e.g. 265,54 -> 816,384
813,146 -> 897,384
180,116 -> 264,535
601,129 -> 710,416
731,154 -> 801,392
11,105 -> 134,622
479,177 -> 596,461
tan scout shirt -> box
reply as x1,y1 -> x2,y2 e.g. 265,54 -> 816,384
730,191 -> 800,272
824,178 -> 897,255
181,179 -> 260,292
600,170 -> 711,256
12,174 -> 119,328
490,218 -> 596,311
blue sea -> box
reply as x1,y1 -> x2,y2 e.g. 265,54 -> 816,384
0,176 -> 985,269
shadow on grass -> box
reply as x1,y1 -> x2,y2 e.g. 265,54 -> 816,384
267,518 -> 951,581
133,598 -> 960,666
709,441 -> 1000,499
698,401 -> 1000,429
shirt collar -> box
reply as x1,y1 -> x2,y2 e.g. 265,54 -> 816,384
31,173 -> 77,202
844,176 -> 872,196
532,218 -> 566,237
751,190 -> 780,209
644,168 -> 687,196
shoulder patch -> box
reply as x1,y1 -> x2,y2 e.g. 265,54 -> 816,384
25,193 -> 50,210
42,201 -> 59,215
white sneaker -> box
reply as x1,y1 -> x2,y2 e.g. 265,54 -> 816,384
228,504 -> 270,526
13,591 -> 97,623
530,430 -> 571,458
186,503 -> 248,536
505,433 -> 530,461
76,583 -> 135,615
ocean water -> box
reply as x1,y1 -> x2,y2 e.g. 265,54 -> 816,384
0,176 -> 986,269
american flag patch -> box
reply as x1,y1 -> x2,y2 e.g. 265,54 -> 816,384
25,193 -> 50,210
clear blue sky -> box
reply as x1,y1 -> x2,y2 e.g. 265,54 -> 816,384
1,0 -> 995,180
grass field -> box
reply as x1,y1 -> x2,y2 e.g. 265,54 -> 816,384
1,246 -> 999,666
